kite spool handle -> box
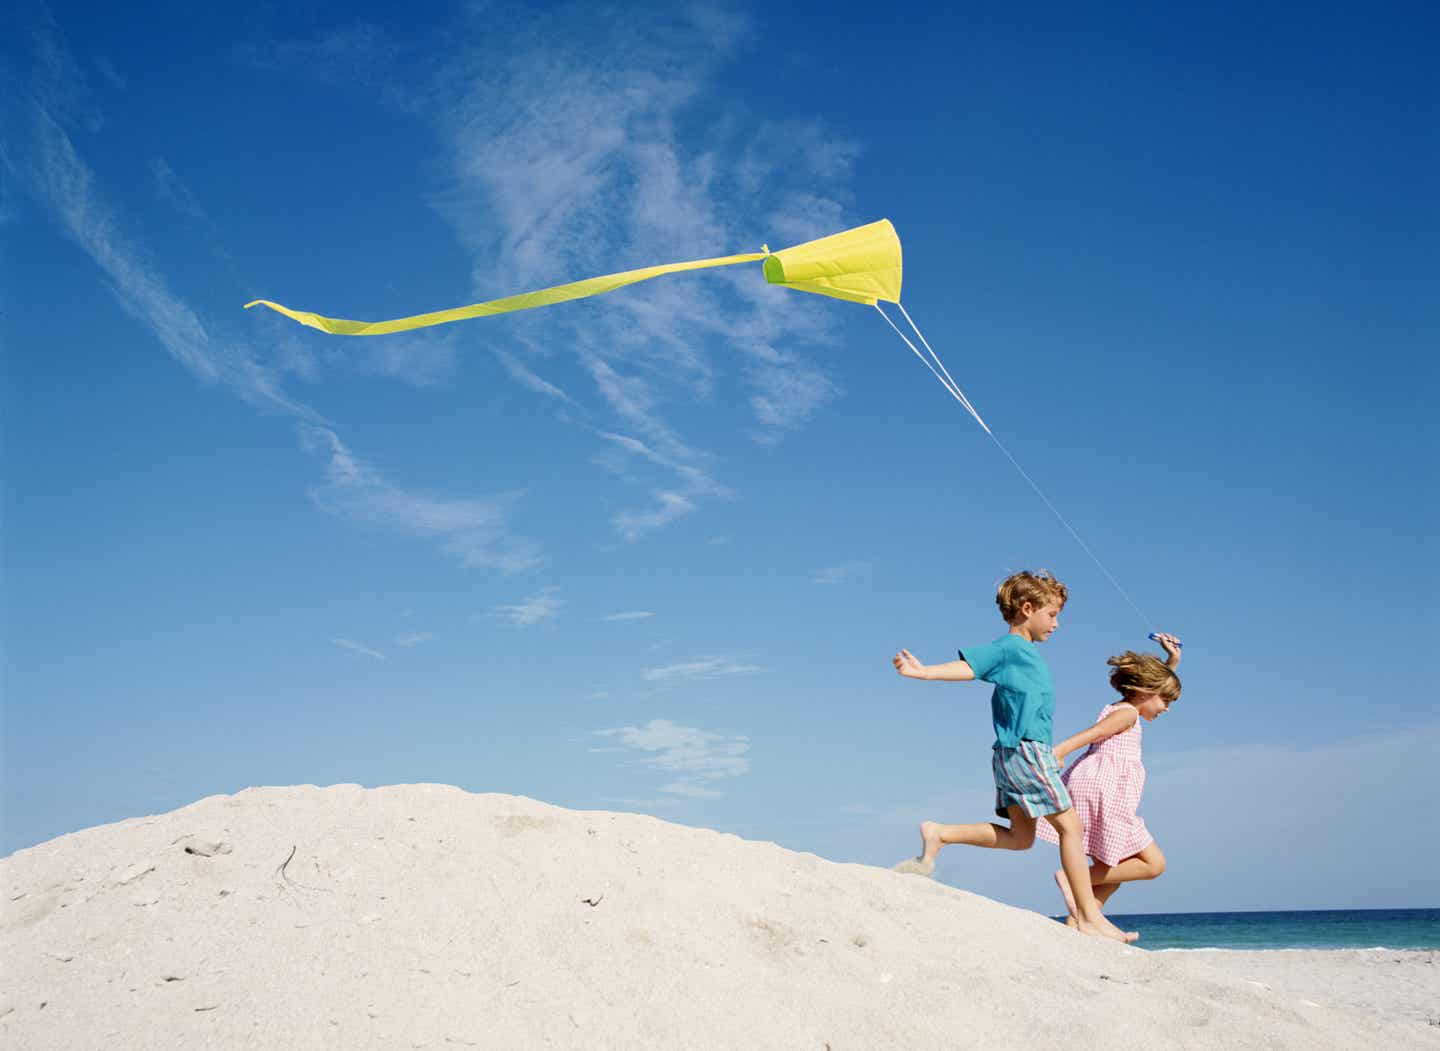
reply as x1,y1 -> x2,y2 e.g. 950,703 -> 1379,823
1148,632 -> 1183,650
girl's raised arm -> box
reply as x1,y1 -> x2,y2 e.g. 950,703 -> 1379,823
1053,706 -> 1138,762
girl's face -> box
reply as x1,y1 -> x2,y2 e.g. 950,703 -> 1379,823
1133,692 -> 1170,722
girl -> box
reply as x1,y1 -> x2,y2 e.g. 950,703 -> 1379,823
1035,633 -> 1182,927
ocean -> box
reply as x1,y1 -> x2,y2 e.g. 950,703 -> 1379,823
1097,908 -> 1440,951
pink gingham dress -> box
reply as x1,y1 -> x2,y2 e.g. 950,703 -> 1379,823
1035,703 -> 1153,865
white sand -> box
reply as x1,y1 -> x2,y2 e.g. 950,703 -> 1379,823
2,784 -> 1435,1049
1158,948 -> 1438,1027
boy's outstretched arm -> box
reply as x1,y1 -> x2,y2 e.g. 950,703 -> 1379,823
893,649 -> 976,681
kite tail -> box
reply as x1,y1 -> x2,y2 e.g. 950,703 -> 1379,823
245,250 -> 769,336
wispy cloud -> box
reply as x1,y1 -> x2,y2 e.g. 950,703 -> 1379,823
149,154 -> 245,280
333,637 -> 386,660
592,718 -> 750,798
236,23 -> 412,102
212,4 -> 863,544
487,586 -> 565,627
413,4 -> 859,538
30,3 -> 868,572
93,57 -> 126,91
592,426 -> 733,540
34,113 -> 225,386
601,610 -> 655,622
151,157 -> 208,222
395,632 -> 434,647
495,349 -> 575,405
639,655 -> 763,684
811,561 -> 870,585
363,332 -> 459,387
10,16 -> 553,587
747,356 -> 839,442
10,21 -> 314,420
301,425 -> 543,573
613,491 -> 697,540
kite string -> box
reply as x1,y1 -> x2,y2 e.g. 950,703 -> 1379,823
880,303 -> 1155,631
874,304 -> 990,432
894,302 -> 991,434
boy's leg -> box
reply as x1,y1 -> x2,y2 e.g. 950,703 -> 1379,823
920,808 -> 1038,858
1052,867 -> 1079,920
1045,808 -> 1136,942
896,809 -> 1037,874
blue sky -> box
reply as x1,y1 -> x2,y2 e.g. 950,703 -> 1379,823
4,1 -> 1436,914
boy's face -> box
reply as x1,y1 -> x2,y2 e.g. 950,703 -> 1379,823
1018,601 -> 1062,642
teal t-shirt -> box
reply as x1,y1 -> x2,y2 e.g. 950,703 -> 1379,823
959,634 -> 1055,747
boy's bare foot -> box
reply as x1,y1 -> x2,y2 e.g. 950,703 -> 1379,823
892,820 -> 943,876
918,820 -> 943,862
1064,915 -> 1078,930
892,857 -> 935,876
1052,868 -> 1078,919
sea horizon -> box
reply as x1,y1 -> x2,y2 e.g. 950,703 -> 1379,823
1090,907 -> 1440,951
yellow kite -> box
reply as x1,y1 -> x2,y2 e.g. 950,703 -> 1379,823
245,217 -> 988,433
245,220 -> 902,336
245,215 -> 1172,632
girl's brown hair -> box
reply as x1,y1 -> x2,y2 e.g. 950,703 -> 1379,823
1107,651 -> 1181,702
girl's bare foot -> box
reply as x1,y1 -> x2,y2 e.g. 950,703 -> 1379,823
1074,918 -> 1133,941
1064,915 -> 1079,930
1079,913 -> 1139,942
1052,868 -> 1078,919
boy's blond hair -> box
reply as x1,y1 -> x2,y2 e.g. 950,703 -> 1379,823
995,570 -> 1068,623
1107,652 -> 1182,702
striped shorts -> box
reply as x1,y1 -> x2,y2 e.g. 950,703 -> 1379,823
992,740 -> 1072,819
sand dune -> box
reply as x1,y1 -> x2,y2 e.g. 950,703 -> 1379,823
3,784 -> 1434,1048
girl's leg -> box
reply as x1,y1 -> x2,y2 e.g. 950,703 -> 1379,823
1089,843 -> 1166,888
1089,845 -> 1166,930
1053,842 -> 1165,914
1094,882 -> 1123,908
1062,884 -> 1121,929
1045,808 -> 1136,942
915,807 -> 1038,863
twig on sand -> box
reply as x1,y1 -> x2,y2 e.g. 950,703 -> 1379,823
276,845 -> 298,884
273,845 -> 332,894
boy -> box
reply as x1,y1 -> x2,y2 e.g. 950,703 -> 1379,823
891,571 -> 1135,942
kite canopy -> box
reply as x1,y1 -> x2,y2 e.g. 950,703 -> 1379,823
763,219 -> 902,305
244,220 -> 902,336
